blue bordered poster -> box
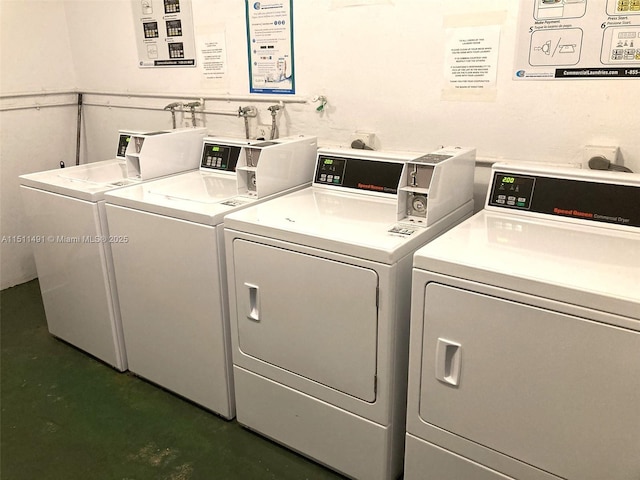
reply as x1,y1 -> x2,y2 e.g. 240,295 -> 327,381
246,1 -> 295,94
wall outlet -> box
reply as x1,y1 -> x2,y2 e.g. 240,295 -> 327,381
350,131 -> 375,149
257,124 -> 271,139
583,145 -> 619,168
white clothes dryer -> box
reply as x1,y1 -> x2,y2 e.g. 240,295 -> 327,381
404,164 -> 640,480
19,128 -> 206,371
103,135 -> 318,418
224,146 -> 476,479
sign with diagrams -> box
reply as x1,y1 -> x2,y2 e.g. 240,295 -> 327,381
514,0 -> 640,79
132,0 -> 197,67
246,0 -> 295,94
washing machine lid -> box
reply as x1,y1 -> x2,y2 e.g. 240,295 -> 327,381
104,170 -> 248,226
224,187 -> 468,264
19,159 -> 140,202
414,210 -> 640,320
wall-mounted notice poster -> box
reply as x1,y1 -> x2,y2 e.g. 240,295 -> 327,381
443,25 -> 501,101
246,0 -> 295,94
197,31 -> 228,87
514,0 -> 640,80
132,0 -> 197,67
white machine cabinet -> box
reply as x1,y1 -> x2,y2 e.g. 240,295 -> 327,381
19,128 -> 206,371
225,146 -> 476,480
104,135 -> 318,417
233,239 -> 379,402
405,164 -> 640,480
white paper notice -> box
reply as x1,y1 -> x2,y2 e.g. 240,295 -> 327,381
198,32 -> 228,85
443,25 -> 501,101
131,0 -> 197,68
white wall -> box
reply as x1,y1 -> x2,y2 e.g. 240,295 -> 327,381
1,0 -> 639,288
0,1 -> 78,289
63,0 -> 639,166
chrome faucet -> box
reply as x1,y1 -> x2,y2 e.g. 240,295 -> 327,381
163,102 -> 181,129
183,101 -> 201,127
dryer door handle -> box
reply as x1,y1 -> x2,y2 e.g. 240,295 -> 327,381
435,338 -> 461,386
245,283 -> 260,322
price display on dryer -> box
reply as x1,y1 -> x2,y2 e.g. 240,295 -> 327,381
315,156 -> 346,186
489,173 -> 536,210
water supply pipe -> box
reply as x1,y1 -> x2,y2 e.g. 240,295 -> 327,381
163,102 -> 181,129
267,104 -> 282,140
238,106 -> 257,139
183,101 -> 201,127
75,93 -> 83,165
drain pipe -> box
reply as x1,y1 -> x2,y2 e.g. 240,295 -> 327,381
75,93 -> 83,165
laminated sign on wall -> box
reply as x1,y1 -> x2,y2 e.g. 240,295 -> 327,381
132,0 -> 197,67
246,0 -> 295,94
514,0 -> 640,79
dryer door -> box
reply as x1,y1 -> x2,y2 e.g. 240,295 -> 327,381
233,239 -> 379,402
419,282 -> 640,480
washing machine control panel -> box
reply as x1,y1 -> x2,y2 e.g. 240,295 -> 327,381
488,170 -> 640,228
200,143 -> 241,172
314,155 -> 404,195
116,133 -> 132,159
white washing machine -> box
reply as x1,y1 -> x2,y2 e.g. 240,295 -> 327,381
224,146 -> 476,480
404,164 -> 640,480
19,127 -> 206,371
103,135 -> 318,418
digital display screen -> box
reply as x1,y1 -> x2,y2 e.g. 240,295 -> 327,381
488,173 -> 536,209
116,134 -> 131,158
200,144 -> 241,172
314,155 -> 404,194
316,156 -> 346,186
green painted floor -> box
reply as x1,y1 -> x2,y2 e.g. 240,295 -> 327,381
1,280 -> 345,480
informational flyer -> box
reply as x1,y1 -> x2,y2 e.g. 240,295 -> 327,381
443,25 -> 501,101
246,0 -> 295,94
131,0 -> 197,67
514,0 -> 640,80
197,31 -> 228,83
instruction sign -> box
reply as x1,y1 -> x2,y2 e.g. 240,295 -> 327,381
132,0 -> 197,67
514,0 -> 640,79
246,0 -> 295,94
443,25 -> 501,101
198,31 -> 228,84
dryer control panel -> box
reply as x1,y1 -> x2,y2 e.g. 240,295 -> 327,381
488,165 -> 640,229
314,155 -> 404,194
314,147 -> 476,228
488,174 -> 536,210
